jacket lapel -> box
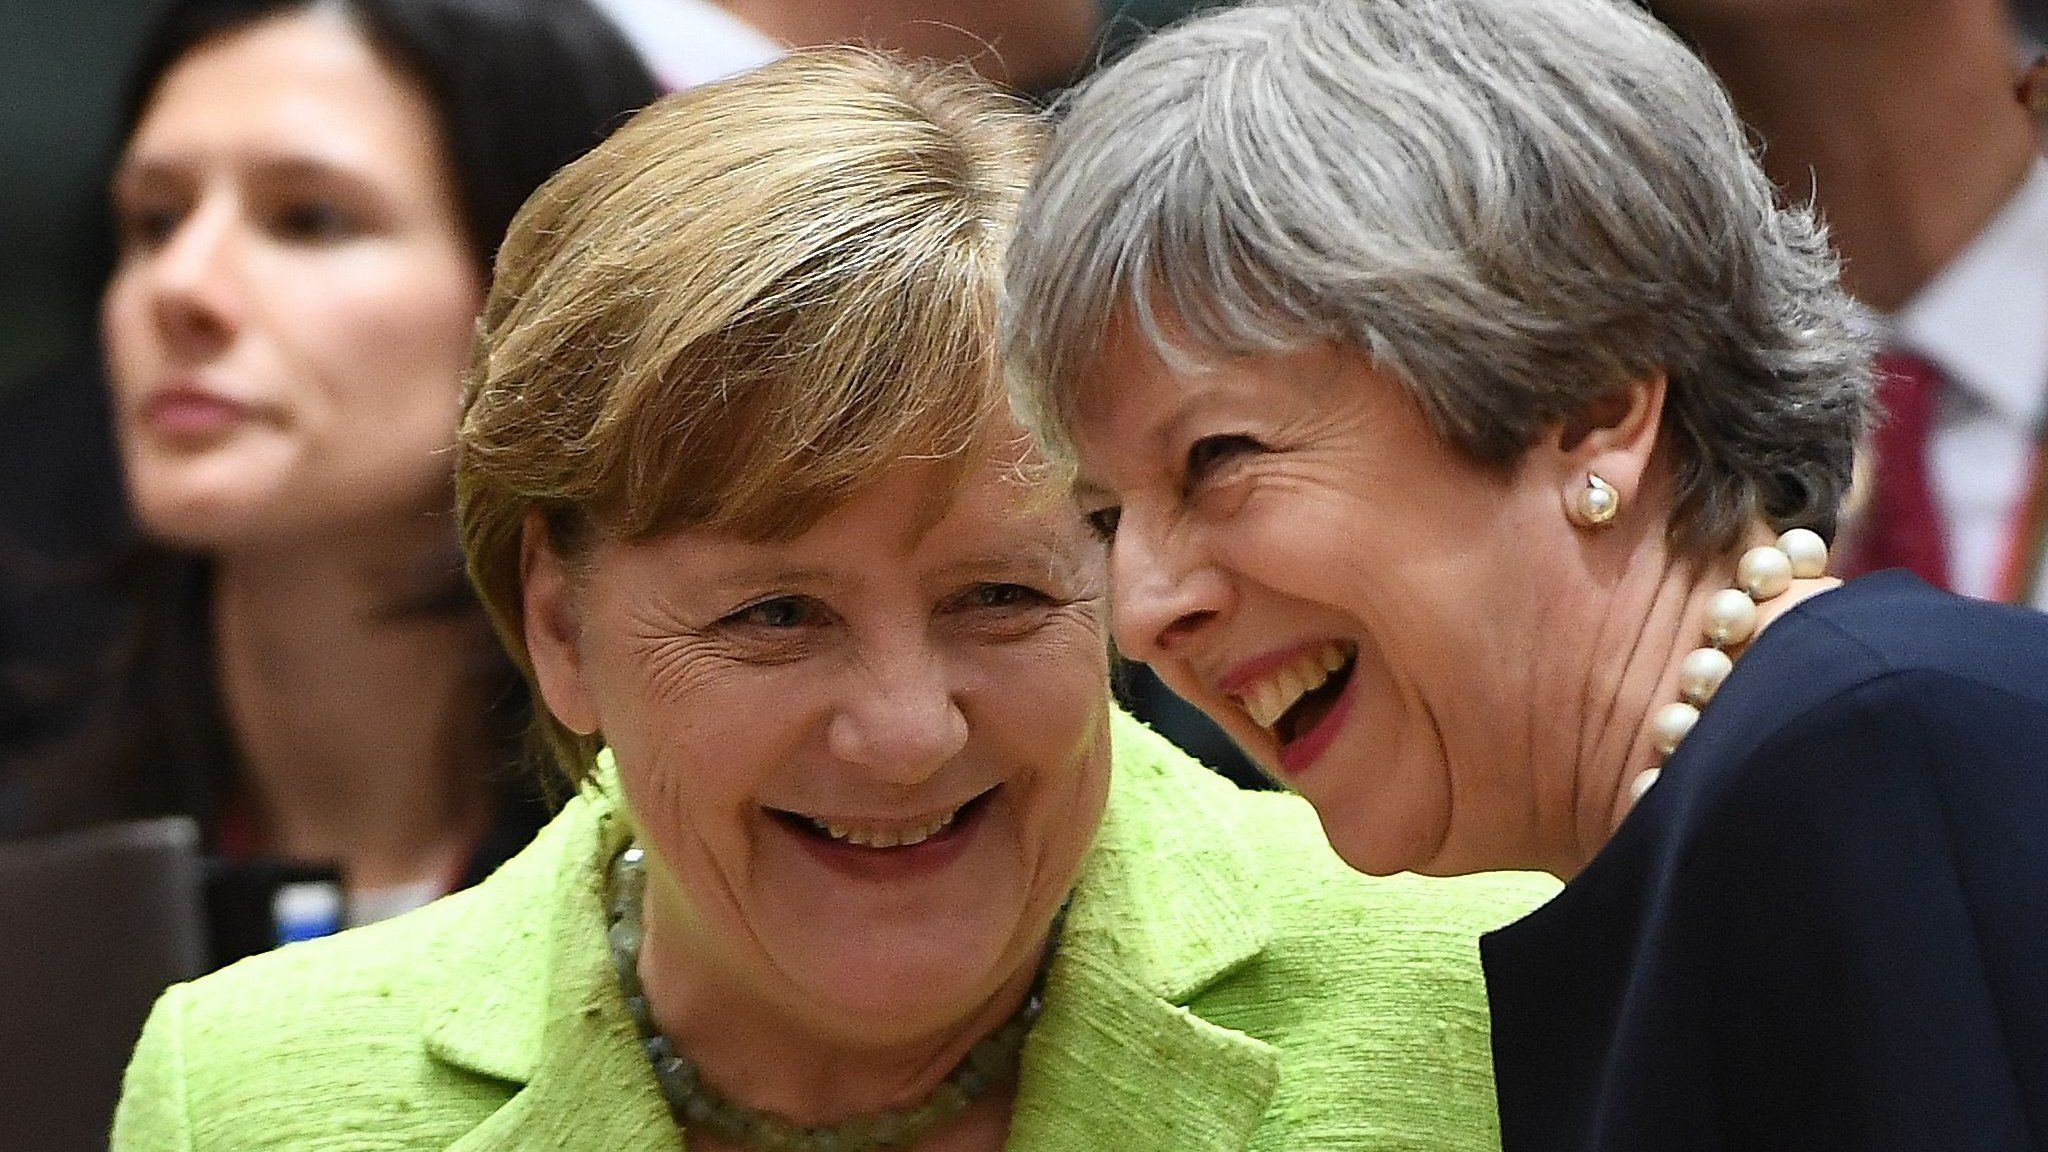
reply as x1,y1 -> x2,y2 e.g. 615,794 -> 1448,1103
1007,715 -> 1282,1152
424,778 -> 682,1152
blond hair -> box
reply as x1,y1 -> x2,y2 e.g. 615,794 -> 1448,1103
458,49 -> 1045,780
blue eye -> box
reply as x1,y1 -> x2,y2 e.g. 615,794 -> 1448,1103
726,596 -> 823,628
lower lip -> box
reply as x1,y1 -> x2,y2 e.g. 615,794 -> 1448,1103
778,797 -> 987,882
1276,666 -> 1357,777
141,394 -> 252,441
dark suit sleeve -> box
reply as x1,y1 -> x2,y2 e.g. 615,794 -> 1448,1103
1686,669 -> 2048,1150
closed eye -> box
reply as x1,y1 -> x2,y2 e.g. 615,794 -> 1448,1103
1184,434 -> 1264,487
953,582 -> 1053,611
1083,506 -> 1121,542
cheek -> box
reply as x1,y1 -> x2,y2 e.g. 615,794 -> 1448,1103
101,275 -> 155,403
595,651 -> 751,805
1215,486 -> 1390,616
591,638 -> 812,857
972,633 -> 1113,843
271,247 -> 477,446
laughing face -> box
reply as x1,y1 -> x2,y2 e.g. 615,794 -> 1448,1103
1069,320 -> 1572,877
524,453 -> 1112,1046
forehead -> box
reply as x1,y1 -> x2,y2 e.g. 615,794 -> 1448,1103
126,10 -> 438,172
1068,315 -> 1200,474
1068,317 -> 1346,489
619,450 -> 1090,581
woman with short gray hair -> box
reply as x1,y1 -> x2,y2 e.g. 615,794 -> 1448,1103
1003,0 -> 2048,1147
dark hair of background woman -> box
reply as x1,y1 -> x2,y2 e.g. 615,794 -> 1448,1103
3,0 -> 659,846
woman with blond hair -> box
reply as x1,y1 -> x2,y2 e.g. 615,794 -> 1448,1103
112,50 -> 1550,1151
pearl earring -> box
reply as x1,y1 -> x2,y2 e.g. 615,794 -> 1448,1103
1568,473 -> 1620,528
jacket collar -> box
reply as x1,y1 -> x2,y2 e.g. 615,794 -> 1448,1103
424,716 -> 1280,1151
427,774 -> 679,1152
1009,714 -> 1281,1149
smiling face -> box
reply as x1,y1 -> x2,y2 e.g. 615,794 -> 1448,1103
1071,321 -> 1579,876
528,454 -> 1112,1046
102,9 -> 482,551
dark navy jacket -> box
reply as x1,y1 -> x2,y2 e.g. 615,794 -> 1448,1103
1483,572 -> 2048,1151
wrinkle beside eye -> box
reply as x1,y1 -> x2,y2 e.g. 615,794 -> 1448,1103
622,629 -> 732,704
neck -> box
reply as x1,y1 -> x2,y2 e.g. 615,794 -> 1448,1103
211,517 -> 493,891
1541,522 -> 1838,879
635,875 -> 1041,1133
1679,4 -> 2035,310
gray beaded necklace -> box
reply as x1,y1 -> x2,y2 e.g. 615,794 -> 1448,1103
605,845 -> 1061,1151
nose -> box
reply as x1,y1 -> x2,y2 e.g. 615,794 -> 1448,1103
144,197 -> 244,356
826,635 -> 969,784
1107,512 -> 1229,665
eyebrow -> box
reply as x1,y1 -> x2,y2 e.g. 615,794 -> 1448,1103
944,536 -> 1073,572
697,563 -> 837,594
112,153 -> 384,195
1069,476 -> 1114,506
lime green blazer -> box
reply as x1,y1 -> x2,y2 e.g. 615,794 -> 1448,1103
113,713 -> 1553,1151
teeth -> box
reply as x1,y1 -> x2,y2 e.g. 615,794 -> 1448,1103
1238,642 -> 1352,732
806,807 -> 959,849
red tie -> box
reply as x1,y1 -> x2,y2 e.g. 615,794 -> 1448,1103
1844,350 -> 1951,589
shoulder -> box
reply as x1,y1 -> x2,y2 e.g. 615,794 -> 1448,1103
1754,572 -> 2048,708
112,796 -> 598,1150
1628,576 -> 2048,994
113,898 -> 503,1150
1674,574 -> 2048,814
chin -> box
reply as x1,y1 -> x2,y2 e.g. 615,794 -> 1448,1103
1322,825 -> 1412,877
1311,794 -> 1449,877
777,920 -> 1033,1047
125,455 -> 297,551
131,489 -> 280,552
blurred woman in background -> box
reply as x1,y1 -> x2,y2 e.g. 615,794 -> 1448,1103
13,0 -> 657,950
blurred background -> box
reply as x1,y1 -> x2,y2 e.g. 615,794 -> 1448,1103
0,0 -> 1232,397
8,0 -> 2048,390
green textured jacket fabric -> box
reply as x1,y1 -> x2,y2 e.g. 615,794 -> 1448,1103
112,711 -> 1554,1151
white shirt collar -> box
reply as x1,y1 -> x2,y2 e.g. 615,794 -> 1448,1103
585,0 -> 784,91
1891,156 -> 2048,426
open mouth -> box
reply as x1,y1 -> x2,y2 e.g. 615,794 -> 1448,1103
768,786 -> 998,851
1241,640 -> 1359,749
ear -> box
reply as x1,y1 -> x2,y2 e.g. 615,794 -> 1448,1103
1539,371 -> 1667,517
520,509 -> 601,736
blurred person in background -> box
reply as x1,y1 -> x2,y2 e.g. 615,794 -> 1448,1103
113,50 -> 1548,1151
4,0 -> 658,955
1003,0 -> 2048,1147
585,0 -> 1101,94
1652,0 -> 2048,608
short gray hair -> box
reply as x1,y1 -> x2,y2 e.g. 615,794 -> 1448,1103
1002,0 -> 1873,554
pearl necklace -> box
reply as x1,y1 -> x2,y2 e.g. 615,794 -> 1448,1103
1629,527 -> 1830,802
605,844 -> 1059,1151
